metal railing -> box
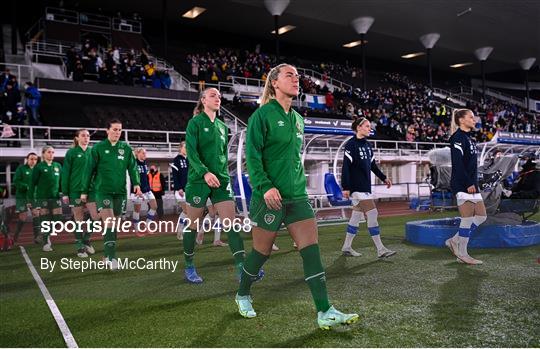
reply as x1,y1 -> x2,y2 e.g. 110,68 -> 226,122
79,12 -> 111,29
0,62 -> 34,83
433,87 -> 476,105
230,76 -> 266,89
44,7 -> 79,24
0,125 -> 186,155
112,18 -> 142,33
296,67 -> 353,91
27,41 -> 78,57
477,87 -> 527,107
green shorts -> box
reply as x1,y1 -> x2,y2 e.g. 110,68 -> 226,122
95,193 -> 127,217
69,192 -> 85,207
15,197 -> 29,213
185,181 -> 234,208
249,196 -> 314,232
35,198 -> 62,210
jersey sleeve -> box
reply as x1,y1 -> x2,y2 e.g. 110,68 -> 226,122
126,147 -> 141,187
61,150 -> 72,196
170,159 -> 180,191
13,167 -> 27,194
341,142 -> 353,191
82,146 -> 98,194
246,110 -> 274,194
186,119 -> 210,179
29,165 -> 40,200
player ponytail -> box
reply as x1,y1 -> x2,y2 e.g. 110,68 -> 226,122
450,108 -> 472,134
193,88 -> 219,116
260,63 -> 293,105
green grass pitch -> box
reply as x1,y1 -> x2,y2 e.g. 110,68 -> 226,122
1,211 -> 539,347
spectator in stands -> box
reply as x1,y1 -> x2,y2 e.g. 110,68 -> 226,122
1,69 -> 16,92
161,70 -> 171,89
73,61 -> 84,82
148,164 -> 166,218
325,91 -> 334,111
14,103 -> 27,126
3,82 -> 20,115
24,82 -> 42,126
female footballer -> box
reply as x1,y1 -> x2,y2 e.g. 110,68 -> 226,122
446,109 -> 486,265
30,146 -> 62,252
235,64 -> 358,330
61,129 -> 98,257
182,87 -> 252,283
340,118 -> 396,258
81,119 -> 141,270
13,152 -> 39,243
131,147 -> 158,237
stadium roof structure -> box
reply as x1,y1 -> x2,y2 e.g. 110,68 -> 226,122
71,0 -> 539,75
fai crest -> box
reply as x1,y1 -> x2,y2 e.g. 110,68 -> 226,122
264,213 -> 276,225
103,199 -> 111,206
118,148 -> 125,155
193,196 -> 201,205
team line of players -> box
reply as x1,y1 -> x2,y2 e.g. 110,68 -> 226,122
12,64 -> 486,330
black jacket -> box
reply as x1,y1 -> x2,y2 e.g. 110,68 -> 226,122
341,137 -> 386,193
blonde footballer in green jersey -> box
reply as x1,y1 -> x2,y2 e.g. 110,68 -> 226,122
13,152 -> 39,243
61,129 -> 99,258
182,87 -> 254,283
29,146 -> 63,252
235,64 -> 359,330
81,119 -> 141,270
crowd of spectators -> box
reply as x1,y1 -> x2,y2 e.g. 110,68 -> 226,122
65,39 -> 171,89
1,69 -> 42,145
186,47 -> 277,84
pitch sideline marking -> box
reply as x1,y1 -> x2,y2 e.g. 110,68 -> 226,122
20,246 -> 79,348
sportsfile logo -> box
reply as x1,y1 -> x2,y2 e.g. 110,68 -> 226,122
40,217 -> 253,235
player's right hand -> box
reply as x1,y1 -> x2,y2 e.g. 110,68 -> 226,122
342,190 -> 350,199
80,194 -> 88,203
264,188 -> 282,210
467,185 -> 476,194
62,196 -> 69,205
204,172 -> 220,188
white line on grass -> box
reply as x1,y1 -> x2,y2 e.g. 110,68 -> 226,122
20,246 -> 79,348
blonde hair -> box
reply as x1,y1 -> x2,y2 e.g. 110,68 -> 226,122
260,63 -> 294,105
450,108 -> 473,134
41,145 -> 54,160
72,129 -> 89,148
193,88 -> 220,116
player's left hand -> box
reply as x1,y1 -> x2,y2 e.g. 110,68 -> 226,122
384,179 -> 392,189
134,186 -> 142,196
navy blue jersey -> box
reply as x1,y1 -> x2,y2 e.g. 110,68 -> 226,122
450,129 -> 478,194
341,137 -> 387,193
170,154 -> 189,191
136,159 -> 151,193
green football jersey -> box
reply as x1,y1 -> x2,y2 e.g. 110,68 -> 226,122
13,164 -> 34,199
186,112 -> 230,185
82,139 -> 140,195
61,145 -> 91,196
246,99 -> 307,201
30,161 -> 62,199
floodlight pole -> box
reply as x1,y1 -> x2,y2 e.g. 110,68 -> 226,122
274,15 -> 280,61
